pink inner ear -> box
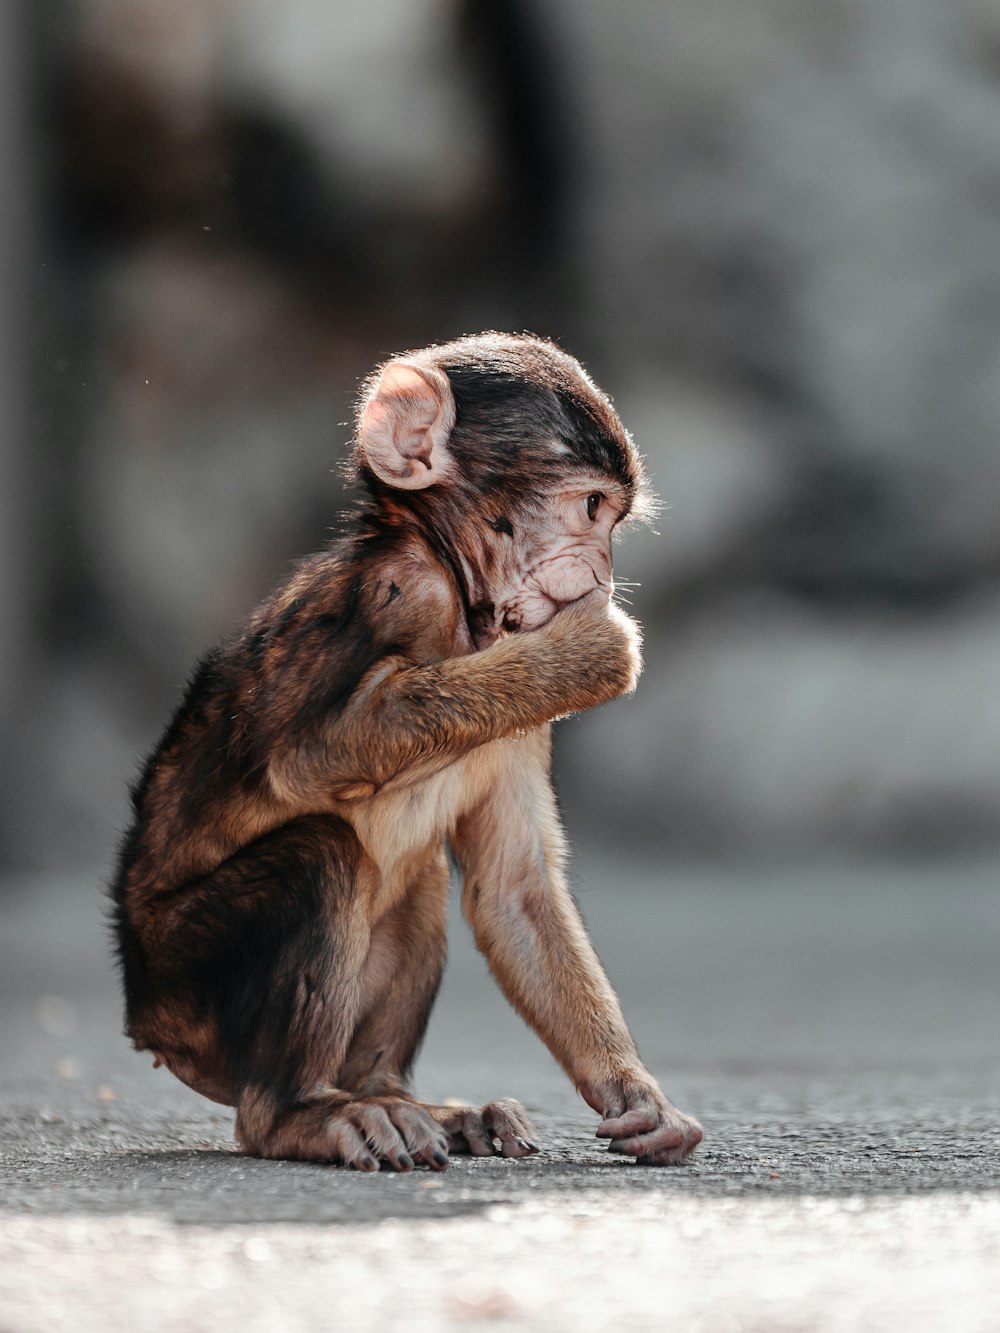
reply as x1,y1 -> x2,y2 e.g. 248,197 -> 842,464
359,360 -> 456,488
378,362 -> 437,405
380,367 -> 441,454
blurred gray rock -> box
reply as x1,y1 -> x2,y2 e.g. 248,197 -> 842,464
611,377 -> 795,593
564,591 -> 1000,849
567,0 -> 1000,583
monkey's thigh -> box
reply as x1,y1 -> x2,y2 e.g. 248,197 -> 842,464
147,814 -> 375,1111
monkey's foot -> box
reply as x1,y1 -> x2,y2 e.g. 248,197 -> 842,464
254,1095 -> 452,1173
428,1098 -> 540,1159
331,1096 -> 453,1172
595,1086 -> 704,1165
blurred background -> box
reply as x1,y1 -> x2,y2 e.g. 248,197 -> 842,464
4,15 -> 999,1315
3,0 -> 1000,879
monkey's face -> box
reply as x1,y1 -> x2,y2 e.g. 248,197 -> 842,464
486,478 -> 627,635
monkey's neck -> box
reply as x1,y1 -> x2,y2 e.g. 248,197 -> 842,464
360,497 -> 502,650
421,527 -> 504,651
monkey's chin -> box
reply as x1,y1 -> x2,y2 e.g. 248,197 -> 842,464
467,599 -> 549,648
499,598 -> 561,635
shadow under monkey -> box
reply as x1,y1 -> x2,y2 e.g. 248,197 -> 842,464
111,331 -> 704,1171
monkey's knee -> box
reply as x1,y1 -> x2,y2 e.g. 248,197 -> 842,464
236,1087 -> 452,1170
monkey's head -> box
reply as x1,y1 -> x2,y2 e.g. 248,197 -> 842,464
353,332 -> 651,648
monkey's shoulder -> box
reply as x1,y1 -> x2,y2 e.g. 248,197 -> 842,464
241,539 -> 463,664
352,541 -> 470,663
120,541 -> 464,824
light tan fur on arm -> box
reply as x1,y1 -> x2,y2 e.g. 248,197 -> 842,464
451,730 -> 704,1164
451,731 -> 650,1107
332,594 -> 641,794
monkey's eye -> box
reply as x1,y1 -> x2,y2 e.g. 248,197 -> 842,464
586,493 -> 603,521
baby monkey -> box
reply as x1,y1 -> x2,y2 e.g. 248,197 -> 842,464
112,331 -> 703,1170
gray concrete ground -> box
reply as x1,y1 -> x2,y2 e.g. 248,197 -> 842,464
1,852 -> 999,1331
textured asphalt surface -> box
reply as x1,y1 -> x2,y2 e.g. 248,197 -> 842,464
2,852 -> 999,1331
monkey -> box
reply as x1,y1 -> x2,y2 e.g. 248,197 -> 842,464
111,331 -> 704,1172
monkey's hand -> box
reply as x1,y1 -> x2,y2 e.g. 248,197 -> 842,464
541,588 -> 643,704
590,1078 -> 703,1165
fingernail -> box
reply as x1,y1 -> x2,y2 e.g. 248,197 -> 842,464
433,1150 -> 449,1167
397,1152 -> 413,1170
362,1156 -> 379,1171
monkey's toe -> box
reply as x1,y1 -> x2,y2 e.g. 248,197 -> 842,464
481,1099 -> 540,1158
322,1096 -> 451,1171
431,1098 -> 540,1159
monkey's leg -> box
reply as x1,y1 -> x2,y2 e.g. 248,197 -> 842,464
336,850 -> 539,1161
337,849 -> 450,1100
145,816 -> 449,1171
452,733 -> 703,1165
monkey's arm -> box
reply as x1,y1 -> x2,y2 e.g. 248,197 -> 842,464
272,591 -> 640,802
451,732 -> 703,1165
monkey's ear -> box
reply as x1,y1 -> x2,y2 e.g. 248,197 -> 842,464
358,361 -> 456,489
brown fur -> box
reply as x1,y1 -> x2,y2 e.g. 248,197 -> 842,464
112,332 -> 702,1169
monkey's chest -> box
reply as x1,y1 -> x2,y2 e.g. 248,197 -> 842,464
344,743 -> 507,907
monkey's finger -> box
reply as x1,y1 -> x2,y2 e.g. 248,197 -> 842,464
414,1143 -> 451,1171
398,1141 -> 448,1171
637,1144 -> 699,1165
607,1119 -> 704,1161
354,1105 -> 414,1172
460,1110 -> 499,1156
494,1134 -> 538,1159
327,1121 -> 380,1172
482,1100 -> 540,1158
564,586 -> 612,618
606,1130 -> 685,1156
596,1107 -> 659,1139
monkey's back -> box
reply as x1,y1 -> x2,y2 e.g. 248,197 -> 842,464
109,528 -> 469,1047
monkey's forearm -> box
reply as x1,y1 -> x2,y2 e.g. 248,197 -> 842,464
454,760 -> 705,1163
451,758 -> 657,1115
458,832 -> 706,1167
467,866 -> 655,1112
321,598 -> 641,795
